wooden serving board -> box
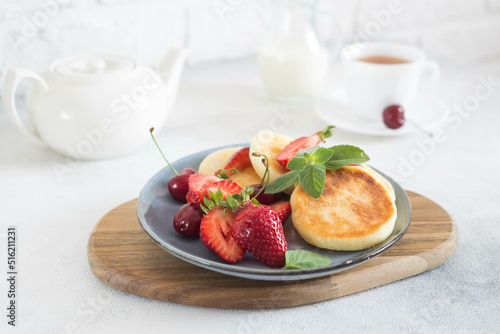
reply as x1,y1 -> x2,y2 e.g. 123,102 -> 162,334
87,191 -> 457,309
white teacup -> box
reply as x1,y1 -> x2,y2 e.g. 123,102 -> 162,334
341,41 -> 440,123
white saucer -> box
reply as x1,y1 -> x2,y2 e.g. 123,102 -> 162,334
315,89 -> 447,136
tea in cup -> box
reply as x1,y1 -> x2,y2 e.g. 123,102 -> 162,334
341,41 -> 440,123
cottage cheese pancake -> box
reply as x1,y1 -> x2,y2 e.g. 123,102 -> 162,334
290,166 -> 396,251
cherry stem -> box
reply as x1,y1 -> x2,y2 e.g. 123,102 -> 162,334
251,152 -> 270,200
149,127 -> 179,176
406,119 -> 433,137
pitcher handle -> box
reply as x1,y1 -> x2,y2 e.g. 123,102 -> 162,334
2,68 -> 48,146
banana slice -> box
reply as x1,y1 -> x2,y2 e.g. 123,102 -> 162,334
249,130 -> 294,194
198,147 -> 240,175
197,147 -> 262,189
230,167 -> 262,189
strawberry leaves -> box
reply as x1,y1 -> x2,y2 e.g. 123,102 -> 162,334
318,125 -> 335,141
265,145 -> 370,199
200,187 -> 255,215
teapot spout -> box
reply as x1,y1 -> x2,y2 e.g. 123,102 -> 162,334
156,47 -> 189,103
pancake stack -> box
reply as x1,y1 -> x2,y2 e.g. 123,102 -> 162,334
197,131 -> 397,251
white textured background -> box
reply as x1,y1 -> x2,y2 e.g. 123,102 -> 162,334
2,0 -> 500,87
1,1 -> 500,334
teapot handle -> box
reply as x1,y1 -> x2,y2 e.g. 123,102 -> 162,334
316,9 -> 343,61
2,68 -> 49,146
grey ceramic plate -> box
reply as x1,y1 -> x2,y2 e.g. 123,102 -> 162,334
137,144 -> 412,281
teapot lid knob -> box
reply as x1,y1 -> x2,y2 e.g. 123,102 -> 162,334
51,55 -> 136,80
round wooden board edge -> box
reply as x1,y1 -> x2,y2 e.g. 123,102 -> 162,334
87,190 -> 459,309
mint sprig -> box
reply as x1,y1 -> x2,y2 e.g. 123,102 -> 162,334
284,250 -> 331,269
324,145 -> 370,170
265,145 -> 370,199
298,164 -> 326,200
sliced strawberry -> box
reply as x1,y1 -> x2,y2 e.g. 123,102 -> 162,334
224,147 -> 252,175
204,180 -> 242,200
187,174 -> 220,204
269,201 -> 291,224
232,203 -> 288,268
186,191 -> 195,203
199,208 -> 245,263
276,126 -> 334,170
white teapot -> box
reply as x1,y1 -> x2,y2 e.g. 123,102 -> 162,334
2,48 -> 189,159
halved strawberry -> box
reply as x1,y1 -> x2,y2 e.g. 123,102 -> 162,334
187,174 -> 220,204
186,191 -> 195,203
276,126 -> 334,170
232,203 -> 287,268
269,201 -> 291,224
204,180 -> 242,200
199,208 -> 245,263
224,147 -> 252,175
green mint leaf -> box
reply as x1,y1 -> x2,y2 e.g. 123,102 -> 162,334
324,145 -> 370,170
298,164 -> 326,199
265,170 -> 300,194
295,147 -> 318,159
318,125 -> 335,141
311,147 -> 334,164
303,152 -> 314,163
286,156 -> 307,171
284,250 -> 331,269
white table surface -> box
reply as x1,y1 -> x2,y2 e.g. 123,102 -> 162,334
1,58 -> 499,334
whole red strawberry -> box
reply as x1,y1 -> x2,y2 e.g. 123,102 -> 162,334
231,203 -> 288,268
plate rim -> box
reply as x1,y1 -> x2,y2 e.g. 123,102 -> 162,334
137,144 -> 412,281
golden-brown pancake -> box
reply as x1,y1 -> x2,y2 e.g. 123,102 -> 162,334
290,166 -> 396,251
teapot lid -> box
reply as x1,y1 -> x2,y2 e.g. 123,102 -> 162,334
50,55 -> 137,80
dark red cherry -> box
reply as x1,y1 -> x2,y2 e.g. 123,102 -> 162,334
173,203 -> 204,238
383,105 -> 405,129
249,184 -> 281,205
168,168 -> 196,203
